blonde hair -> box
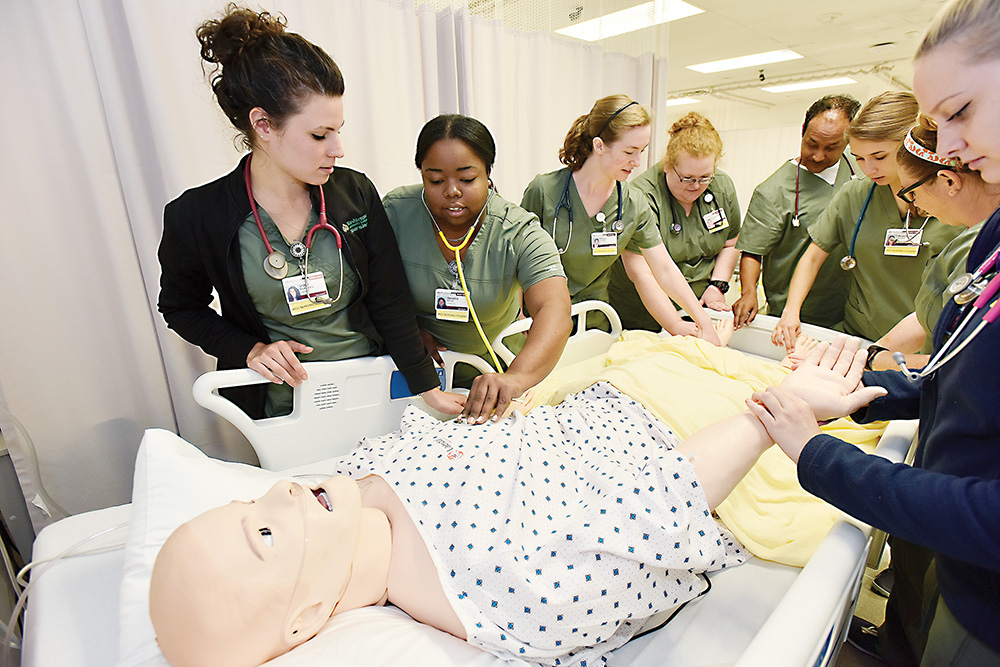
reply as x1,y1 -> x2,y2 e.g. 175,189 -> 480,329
848,91 -> 919,143
917,0 -> 1000,63
663,112 -> 723,168
559,95 -> 651,171
896,115 -> 977,181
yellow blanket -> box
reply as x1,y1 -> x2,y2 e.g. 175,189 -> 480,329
530,331 -> 885,567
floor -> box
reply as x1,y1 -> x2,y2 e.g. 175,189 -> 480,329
834,548 -> 891,666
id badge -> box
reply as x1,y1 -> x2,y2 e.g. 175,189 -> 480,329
591,231 -> 618,256
283,272 -> 332,316
435,288 -> 470,322
884,228 -> 922,257
702,207 -> 729,233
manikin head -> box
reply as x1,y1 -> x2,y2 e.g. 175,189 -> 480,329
149,477 -> 390,667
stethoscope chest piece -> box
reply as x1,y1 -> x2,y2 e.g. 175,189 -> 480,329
954,278 -> 987,305
264,251 -> 289,279
840,255 -> 857,271
948,272 -> 974,296
612,220 -> 624,232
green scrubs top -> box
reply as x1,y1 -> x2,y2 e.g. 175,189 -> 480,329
736,156 -> 854,328
607,164 -> 741,331
240,208 -> 371,416
383,185 -> 565,372
915,221 -> 983,352
520,168 -> 662,306
809,178 -> 962,341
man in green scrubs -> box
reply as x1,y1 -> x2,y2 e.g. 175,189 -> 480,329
733,94 -> 861,329
608,168 -> 741,331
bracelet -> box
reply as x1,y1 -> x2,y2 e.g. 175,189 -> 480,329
865,345 -> 888,371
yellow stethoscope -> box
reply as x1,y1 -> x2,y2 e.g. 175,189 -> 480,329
894,243 -> 1000,381
245,159 -> 344,304
421,188 -> 503,371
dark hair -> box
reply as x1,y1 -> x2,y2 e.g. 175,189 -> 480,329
414,114 -> 496,173
559,95 -> 651,171
801,94 -> 861,136
196,4 -> 345,150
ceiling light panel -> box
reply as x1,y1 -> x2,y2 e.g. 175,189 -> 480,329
556,0 -> 704,42
665,97 -> 701,106
687,49 -> 802,73
762,77 -> 857,93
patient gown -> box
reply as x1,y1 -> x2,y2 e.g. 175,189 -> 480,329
336,382 -> 746,667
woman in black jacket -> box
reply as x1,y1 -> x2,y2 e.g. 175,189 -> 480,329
158,6 -> 463,418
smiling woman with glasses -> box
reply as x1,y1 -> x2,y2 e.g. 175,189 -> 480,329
607,112 -> 742,331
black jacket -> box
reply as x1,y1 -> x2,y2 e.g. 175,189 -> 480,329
158,154 -> 439,417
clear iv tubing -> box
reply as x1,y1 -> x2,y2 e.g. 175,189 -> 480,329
422,190 -> 503,373
4,521 -> 129,667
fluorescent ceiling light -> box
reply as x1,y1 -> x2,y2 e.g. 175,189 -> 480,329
762,77 -> 857,93
556,0 -> 704,42
665,97 -> 701,106
687,49 -> 802,73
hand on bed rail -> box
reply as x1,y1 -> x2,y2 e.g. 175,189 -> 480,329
246,339 -> 313,386
764,336 -> 888,421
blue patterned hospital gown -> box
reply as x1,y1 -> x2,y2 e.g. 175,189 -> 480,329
337,382 -> 747,667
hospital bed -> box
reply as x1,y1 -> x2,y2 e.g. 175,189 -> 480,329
19,302 -> 915,667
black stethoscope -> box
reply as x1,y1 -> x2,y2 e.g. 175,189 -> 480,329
550,171 -> 623,254
245,159 -> 344,303
894,243 -> 1000,381
791,156 -> 857,228
667,189 -> 721,235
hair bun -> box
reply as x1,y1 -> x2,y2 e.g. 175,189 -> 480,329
917,113 -> 938,132
198,5 -> 287,67
668,112 -> 712,137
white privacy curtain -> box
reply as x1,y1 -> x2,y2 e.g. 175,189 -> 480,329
0,0 -> 660,530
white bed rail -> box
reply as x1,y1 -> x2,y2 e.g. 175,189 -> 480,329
192,350 -> 492,471
734,419 -> 917,667
492,300 -> 623,368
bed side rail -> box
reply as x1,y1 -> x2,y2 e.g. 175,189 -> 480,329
734,419 -> 917,667
192,351 -> 492,471
491,300 -> 623,368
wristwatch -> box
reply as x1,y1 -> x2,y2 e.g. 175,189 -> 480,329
865,344 -> 888,371
707,279 -> 730,294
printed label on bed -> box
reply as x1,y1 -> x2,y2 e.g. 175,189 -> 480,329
435,288 -> 469,322
283,272 -> 332,315
702,207 -> 729,233
884,228 -> 922,256
591,231 -> 618,256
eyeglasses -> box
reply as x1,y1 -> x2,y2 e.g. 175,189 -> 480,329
896,171 -> 946,204
672,167 -> 714,186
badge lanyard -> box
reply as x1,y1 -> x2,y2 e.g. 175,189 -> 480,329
422,189 -> 503,372
244,159 -> 344,304
550,172 -> 623,254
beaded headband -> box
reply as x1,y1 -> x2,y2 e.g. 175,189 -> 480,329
595,101 -> 638,139
903,128 -> 962,168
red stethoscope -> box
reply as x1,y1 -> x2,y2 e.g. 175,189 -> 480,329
244,159 -> 343,303
791,156 -> 856,227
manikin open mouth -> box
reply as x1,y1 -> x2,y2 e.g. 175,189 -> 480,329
313,488 -> 332,511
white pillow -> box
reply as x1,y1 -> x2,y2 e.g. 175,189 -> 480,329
115,429 -> 505,667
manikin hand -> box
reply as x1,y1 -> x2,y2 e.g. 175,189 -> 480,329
745,387 -> 821,464
779,334 -> 820,370
776,336 -> 888,421
462,371 -> 531,424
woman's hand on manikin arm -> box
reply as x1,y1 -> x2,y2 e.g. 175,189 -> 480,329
621,251 -> 697,336
247,340 -> 313,386
776,335 -> 888,421
461,276 -> 572,424
636,244 -> 721,345
772,242 -> 828,352
745,387 -> 822,464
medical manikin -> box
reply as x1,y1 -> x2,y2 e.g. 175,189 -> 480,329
150,339 -> 882,667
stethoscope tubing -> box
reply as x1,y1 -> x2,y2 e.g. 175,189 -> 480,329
551,172 -> 623,253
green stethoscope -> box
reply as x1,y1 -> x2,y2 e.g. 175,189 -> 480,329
838,182 -> 877,270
